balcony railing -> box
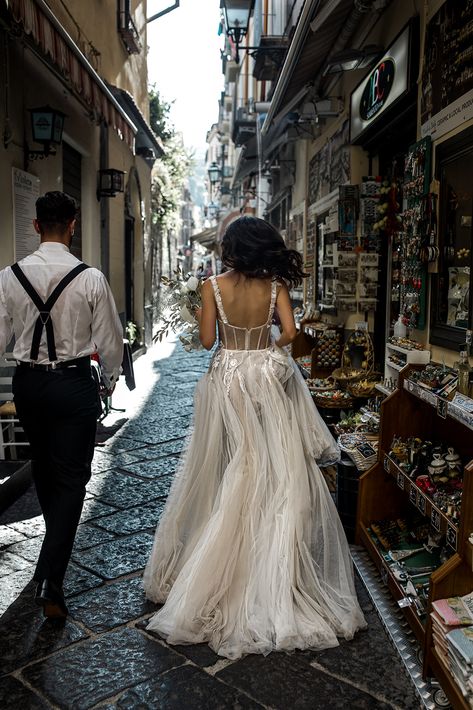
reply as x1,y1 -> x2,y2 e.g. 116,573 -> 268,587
118,10 -> 141,54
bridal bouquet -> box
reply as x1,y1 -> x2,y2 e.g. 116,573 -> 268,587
153,268 -> 203,351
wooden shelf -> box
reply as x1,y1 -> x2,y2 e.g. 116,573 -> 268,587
358,521 -> 425,644
404,378 -> 473,432
356,363 -> 473,708
383,453 -> 459,549
429,648 -> 470,710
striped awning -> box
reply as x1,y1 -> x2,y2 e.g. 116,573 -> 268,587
8,0 -> 136,149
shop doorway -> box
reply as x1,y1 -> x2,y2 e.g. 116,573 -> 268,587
124,216 -> 135,324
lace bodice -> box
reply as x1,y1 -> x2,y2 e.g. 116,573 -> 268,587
210,276 -> 277,351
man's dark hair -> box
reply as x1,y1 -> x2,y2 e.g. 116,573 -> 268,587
35,191 -> 78,233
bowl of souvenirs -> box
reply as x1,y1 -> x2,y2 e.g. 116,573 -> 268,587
312,388 -> 354,408
348,374 -> 382,398
331,367 -> 366,389
306,376 -> 335,393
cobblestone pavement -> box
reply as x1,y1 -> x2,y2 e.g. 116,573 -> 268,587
0,340 -> 421,709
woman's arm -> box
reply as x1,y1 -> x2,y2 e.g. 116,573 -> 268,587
195,279 -> 217,350
274,282 -> 297,347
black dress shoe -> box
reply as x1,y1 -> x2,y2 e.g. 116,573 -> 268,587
35,579 -> 68,618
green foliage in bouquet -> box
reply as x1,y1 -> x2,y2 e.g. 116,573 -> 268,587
153,267 -> 203,351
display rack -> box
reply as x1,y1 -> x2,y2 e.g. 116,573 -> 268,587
356,364 -> 473,709
384,342 -> 430,383
292,322 -> 343,378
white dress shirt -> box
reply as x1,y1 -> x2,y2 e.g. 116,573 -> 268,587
0,242 -> 123,387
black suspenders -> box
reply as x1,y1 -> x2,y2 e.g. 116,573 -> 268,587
10,262 -> 90,362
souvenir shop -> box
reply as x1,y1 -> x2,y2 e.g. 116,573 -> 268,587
292,4 -> 473,707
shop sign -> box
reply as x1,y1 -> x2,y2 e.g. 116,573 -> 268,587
359,60 -> 395,121
350,23 -> 411,142
421,87 -> 473,142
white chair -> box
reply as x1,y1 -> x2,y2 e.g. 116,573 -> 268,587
0,355 -> 29,459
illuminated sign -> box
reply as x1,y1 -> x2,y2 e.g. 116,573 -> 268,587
350,23 -> 411,142
360,59 -> 395,120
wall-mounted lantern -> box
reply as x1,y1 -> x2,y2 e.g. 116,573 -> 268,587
26,105 -> 66,162
97,169 -> 126,200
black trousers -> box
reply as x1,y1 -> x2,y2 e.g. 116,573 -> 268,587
13,366 -> 98,586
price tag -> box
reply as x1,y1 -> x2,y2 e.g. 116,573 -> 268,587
409,486 -> 418,506
397,471 -> 405,489
446,524 -> 458,551
431,508 -> 441,532
437,398 -> 447,419
408,381 -> 414,393
417,493 -> 426,515
325,329 -> 336,338
384,455 -> 390,472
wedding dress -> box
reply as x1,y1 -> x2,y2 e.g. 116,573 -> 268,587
143,276 -> 367,659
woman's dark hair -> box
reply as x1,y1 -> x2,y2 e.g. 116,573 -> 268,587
35,191 -> 78,233
221,216 -> 308,288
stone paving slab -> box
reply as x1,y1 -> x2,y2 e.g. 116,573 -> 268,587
0,526 -> 27,548
6,514 -> 45,538
0,549 -> 32,576
103,664 -> 264,709
127,438 -> 185,461
79,498 -> 118,523
21,627 -> 185,710
120,456 -> 181,479
68,576 -> 154,632
72,531 -> 154,580
63,561 -> 104,598
0,675 -> 49,709
301,609 -> 419,708
73,523 -> 117,551
86,470 -> 159,508
91,499 -> 166,536
0,605 -> 88,675
216,652 -> 393,709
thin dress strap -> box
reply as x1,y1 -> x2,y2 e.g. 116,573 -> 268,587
209,276 -> 228,324
267,280 -> 278,323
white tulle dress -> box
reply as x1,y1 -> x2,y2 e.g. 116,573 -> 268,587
143,276 -> 367,659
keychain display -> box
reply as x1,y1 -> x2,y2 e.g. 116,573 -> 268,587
397,137 -> 432,329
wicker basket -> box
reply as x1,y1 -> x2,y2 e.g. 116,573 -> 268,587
312,390 -> 354,408
331,367 -> 365,389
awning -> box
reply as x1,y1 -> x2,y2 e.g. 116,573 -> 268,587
262,0 -> 355,134
7,0 -> 137,149
192,227 -> 218,250
109,86 -> 165,161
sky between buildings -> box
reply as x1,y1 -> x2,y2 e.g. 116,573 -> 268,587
147,1 -> 225,160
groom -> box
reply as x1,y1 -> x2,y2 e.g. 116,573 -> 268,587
0,191 -> 123,617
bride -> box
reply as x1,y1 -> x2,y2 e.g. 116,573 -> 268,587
143,216 -> 366,659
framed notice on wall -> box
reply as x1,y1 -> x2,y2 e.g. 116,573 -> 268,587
12,168 -> 40,261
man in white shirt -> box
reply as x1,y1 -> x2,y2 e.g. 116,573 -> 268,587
0,191 -> 123,617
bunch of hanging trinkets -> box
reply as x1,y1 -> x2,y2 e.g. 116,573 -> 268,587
399,137 -> 432,329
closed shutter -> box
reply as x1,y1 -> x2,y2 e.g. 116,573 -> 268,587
62,143 -> 82,259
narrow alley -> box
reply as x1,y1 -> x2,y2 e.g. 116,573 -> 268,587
0,341 -> 420,709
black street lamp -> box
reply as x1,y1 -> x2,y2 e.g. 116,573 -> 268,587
208,162 -> 221,184
221,0 -> 255,64
96,169 -> 126,200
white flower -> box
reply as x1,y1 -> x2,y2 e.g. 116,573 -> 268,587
180,304 -> 196,324
186,276 -> 199,292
